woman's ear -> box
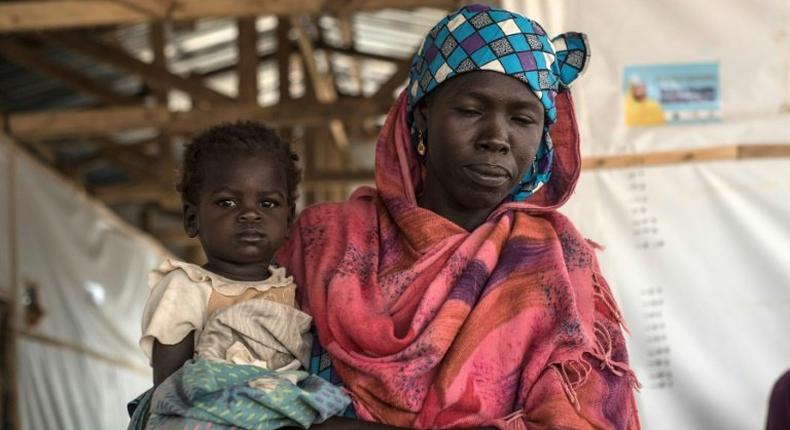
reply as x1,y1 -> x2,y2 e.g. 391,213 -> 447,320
183,202 -> 199,238
413,99 -> 429,131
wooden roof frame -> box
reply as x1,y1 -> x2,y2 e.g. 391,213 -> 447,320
0,0 -> 456,33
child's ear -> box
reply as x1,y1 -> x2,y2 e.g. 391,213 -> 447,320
183,202 -> 199,238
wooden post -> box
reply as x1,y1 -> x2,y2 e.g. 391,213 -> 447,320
149,22 -> 178,208
4,138 -> 20,430
290,15 -> 350,150
237,17 -> 259,104
277,18 -> 292,104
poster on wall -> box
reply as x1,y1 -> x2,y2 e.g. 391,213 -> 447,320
623,63 -> 720,127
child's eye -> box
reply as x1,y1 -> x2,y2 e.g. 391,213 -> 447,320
259,200 -> 278,209
456,107 -> 482,117
216,199 -> 237,208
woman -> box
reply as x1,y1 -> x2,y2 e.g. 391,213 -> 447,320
278,4 -> 640,429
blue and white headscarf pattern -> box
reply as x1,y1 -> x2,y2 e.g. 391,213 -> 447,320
406,4 -> 590,201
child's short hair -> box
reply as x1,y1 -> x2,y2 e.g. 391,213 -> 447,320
179,121 -> 301,219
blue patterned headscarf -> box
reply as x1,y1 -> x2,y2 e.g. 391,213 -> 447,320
406,4 -> 590,201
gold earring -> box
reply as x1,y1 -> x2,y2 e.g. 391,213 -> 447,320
417,130 -> 426,156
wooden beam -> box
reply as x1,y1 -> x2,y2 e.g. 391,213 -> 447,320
192,42 -> 403,81
0,0 -> 457,33
147,23 -> 180,187
291,15 -> 350,149
194,52 -> 276,79
91,182 -> 163,204
6,98 -> 381,140
39,33 -> 234,106
9,105 -> 172,140
277,19 -> 291,103
91,181 -> 180,210
0,39 -> 139,106
17,140 -> 57,163
372,57 -> 411,107
62,141 -> 155,182
317,41 -> 410,63
148,23 -> 168,102
336,13 -> 355,48
237,18 -> 259,104
100,141 -> 161,180
334,13 -> 364,95
110,0 -> 175,19
582,144 -> 790,170
737,144 -> 790,159
290,16 -> 336,104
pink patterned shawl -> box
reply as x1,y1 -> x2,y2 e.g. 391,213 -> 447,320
277,90 -> 640,429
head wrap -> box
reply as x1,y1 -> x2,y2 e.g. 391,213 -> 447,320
406,4 -> 590,201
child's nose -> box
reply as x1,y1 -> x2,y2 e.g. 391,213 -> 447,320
237,209 -> 262,223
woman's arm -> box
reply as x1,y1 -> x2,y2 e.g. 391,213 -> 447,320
304,418 -> 496,430
305,418 -> 404,430
152,331 -> 195,386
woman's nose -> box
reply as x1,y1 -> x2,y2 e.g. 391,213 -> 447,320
475,115 -> 510,154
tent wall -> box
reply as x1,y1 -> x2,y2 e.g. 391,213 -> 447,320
573,0 -> 789,154
0,137 -> 168,429
500,1 -> 790,429
562,160 -> 790,430
507,0 -> 790,154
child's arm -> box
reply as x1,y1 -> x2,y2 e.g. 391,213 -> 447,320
152,331 -> 195,386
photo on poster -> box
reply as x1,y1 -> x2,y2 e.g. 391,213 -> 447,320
623,63 -> 720,127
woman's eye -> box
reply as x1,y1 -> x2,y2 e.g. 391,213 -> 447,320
216,199 -> 236,208
512,116 -> 536,125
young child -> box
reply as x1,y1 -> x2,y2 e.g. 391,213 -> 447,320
137,121 -> 349,429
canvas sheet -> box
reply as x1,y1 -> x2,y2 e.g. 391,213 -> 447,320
1,140 -> 167,429
562,159 -> 790,430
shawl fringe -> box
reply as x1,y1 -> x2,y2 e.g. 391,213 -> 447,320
552,271 -> 641,412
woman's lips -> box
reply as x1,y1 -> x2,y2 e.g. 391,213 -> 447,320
462,164 -> 512,187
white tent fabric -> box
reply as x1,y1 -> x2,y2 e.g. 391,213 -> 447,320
502,1 -> 790,429
0,137 -> 168,429
507,0 -> 790,155
562,161 -> 790,430
18,339 -> 151,430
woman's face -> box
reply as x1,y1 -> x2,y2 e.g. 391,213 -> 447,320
414,71 -> 545,217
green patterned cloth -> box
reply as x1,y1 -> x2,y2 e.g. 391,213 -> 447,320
131,358 -> 350,430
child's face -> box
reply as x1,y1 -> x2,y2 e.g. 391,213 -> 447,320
184,154 -> 289,280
